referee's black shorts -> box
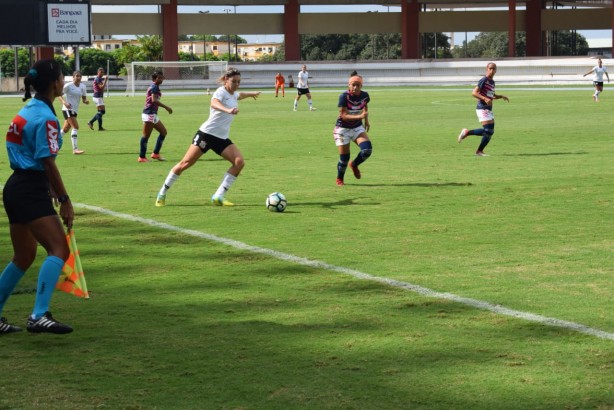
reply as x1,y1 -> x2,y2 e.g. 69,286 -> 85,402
2,170 -> 56,225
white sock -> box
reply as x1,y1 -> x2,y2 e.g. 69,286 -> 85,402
214,172 -> 237,197
294,100 -> 298,109
308,99 -> 313,108
71,131 -> 78,150
160,171 -> 179,195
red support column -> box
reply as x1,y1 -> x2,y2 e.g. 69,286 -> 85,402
284,0 -> 300,61
508,0 -> 516,57
401,0 -> 420,59
35,47 -> 55,61
161,0 -> 179,64
525,0 -> 543,56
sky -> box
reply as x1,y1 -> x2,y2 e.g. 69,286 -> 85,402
93,5 -> 612,45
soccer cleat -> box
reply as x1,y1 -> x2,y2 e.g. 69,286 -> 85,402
349,161 -> 361,179
0,317 -> 22,334
137,157 -> 150,163
155,194 -> 166,207
475,151 -> 489,157
336,178 -> 345,186
310,107 -> 317,111
457,128 -> 468,143
87,122 -> 94,130
73,149 -> 84,155
98,127 -> 106,131
211,195 -> 234,206
26,311 -> 73,334
293,107 -> 297,112
150,153 -> 165,161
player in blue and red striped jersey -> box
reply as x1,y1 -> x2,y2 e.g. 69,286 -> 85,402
0,59 -> 74,334
87,67 -> 108,131
333,71 -> 372,186
138,71 -> 173,163
457,62 -> 509,156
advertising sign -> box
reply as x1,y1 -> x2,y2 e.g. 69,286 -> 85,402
47,2 -> 91,44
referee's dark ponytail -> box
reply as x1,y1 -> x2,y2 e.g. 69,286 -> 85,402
23,59 -> 63,102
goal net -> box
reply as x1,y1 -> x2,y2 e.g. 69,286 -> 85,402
125,60 -> 228,96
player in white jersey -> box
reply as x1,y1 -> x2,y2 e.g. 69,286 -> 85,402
293,64 -> 316,111
583,58 -> 609,102
58,71 -> 90,154
155,67 -> 260,207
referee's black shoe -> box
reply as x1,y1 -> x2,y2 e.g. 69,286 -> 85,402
27,311 -> 73,334
0,317 -> 22,334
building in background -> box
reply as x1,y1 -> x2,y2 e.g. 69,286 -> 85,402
587,38 -> 612,58
57,37 -> 281,61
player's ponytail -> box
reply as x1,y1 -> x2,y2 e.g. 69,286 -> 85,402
22,59 -> 62,102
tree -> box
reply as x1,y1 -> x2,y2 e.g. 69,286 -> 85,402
0,48 -> 31,78
138,35 -> 163,61
422,33 -> 453,59
299,33 -> 402,61
453,30 -> 587,58
550,31 -> 589,56
111,44 -> 143,75
75,48 -> 118,76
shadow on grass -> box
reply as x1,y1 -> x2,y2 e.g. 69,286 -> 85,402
162,197 -> 377,209
350,182 -> 473,188
501,151 -> 589,157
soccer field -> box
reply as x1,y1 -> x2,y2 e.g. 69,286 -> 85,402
0,86 -> 613,409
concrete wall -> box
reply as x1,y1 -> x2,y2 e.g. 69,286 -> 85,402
120,57 -> 610,95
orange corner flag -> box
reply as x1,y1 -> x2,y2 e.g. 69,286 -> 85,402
56,229 -> 90,299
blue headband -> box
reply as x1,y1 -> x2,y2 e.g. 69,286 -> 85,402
28,68 -> 38,78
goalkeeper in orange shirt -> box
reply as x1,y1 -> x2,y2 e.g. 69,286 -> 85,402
275,72 -> 285,97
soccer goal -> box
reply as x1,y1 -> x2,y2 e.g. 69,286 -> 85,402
125,60 -> 228,96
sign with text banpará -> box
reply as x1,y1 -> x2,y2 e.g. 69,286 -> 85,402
46,2 -> 91,44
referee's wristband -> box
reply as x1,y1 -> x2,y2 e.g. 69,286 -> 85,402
57,194 -> 70,203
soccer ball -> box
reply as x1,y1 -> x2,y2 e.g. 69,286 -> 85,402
266,192 -> 287,212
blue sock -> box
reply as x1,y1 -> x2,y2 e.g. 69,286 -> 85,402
140,137 -> 148,158
352,140 -> 373,167
477,123 -> 494,152
153,134 -> 166,155
337,153 -> 350,179
89,112 -> 99,125
477,134 -> 492,152
98,112 -> 104,128
31,256 -> 65,320
0,262 -> 26,316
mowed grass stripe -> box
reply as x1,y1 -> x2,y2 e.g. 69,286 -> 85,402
77,202 -> 614,342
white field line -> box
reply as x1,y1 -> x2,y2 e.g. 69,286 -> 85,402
77,203 -> 614,342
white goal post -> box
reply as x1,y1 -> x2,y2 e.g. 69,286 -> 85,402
126,61 -> 228,96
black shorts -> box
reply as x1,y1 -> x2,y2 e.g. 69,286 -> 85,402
62,110 -> 78,119
297,87 -> 310,95
3,170 -> 56,225
593,81 -> 604,87
192,131 -> 233,155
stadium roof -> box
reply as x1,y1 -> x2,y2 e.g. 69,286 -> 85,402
91,0 -> 612,7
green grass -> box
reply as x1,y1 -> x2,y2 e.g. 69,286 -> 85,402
0,85 -> 613,409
